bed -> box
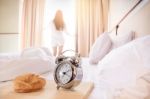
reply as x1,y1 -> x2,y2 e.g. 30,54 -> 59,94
1,0 -> 150,98
0,34 -> 150,99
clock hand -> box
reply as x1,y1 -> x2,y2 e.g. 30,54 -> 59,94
61,72 -> 68,79
61,69 -> 69,75
60,72 -> 66,81
65,69 -> 71,73
66,74 -> 71,78
62,71 -> 70,78
62,71 -> 66,75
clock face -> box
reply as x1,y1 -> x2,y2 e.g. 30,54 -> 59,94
56,63 -> 73,84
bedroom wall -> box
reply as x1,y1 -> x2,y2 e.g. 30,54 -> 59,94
109,0 -> 150,38
0,0 -> 19,53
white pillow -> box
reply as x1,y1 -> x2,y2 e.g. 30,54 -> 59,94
40,47 -> 53,56
97,35 -> 150,90
109,31 -> 135,49
0,57 -> 55,82
21,47 -> 50,58
89,33 -> 112,64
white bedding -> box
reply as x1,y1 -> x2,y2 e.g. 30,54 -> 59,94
0,35 -> 150,99
0,56 -> 149,99
0,47 -> 55,82
0,57 -> 112,99
79,58 -> 114,99
44,57 -> 113,99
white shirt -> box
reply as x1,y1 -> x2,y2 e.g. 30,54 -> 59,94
49,21 -> 65,47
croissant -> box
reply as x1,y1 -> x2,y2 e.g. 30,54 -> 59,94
13,73 -> 46,93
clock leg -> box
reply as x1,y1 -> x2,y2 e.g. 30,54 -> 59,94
57,86 -> 60,90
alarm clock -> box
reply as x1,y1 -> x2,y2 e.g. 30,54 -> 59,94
54,50 -> 83,90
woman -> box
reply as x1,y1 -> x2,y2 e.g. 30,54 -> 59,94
50,10 -> 66,56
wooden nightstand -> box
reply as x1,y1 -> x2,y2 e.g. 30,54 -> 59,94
0,80 -> 94,99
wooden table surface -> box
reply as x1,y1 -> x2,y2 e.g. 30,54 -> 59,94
0,80 -> 94,99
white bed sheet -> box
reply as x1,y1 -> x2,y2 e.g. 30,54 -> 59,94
81,57 -> 113,99
44,57 -> 113,99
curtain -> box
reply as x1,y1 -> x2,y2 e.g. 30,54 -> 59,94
76,0 -> 109,56
21,0 -> 45,49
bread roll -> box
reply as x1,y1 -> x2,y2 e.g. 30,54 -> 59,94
13,73 -> 46,93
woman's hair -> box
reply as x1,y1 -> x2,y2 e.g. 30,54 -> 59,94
53,10 -> 64,30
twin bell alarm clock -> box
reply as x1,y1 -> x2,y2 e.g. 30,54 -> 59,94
54,50 -> 83,90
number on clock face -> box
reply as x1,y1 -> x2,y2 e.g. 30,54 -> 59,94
56,63 -> 73,84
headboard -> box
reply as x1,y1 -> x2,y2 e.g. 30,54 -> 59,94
109,0 -> 150,38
